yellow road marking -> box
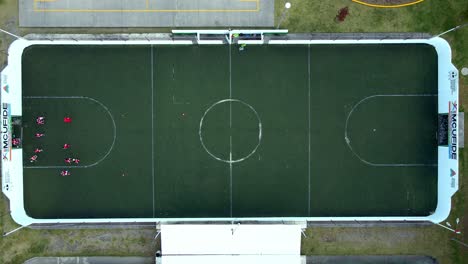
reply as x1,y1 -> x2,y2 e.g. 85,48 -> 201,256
33,0 -> 260,13
33,9 -> 260,13
351,0 -> 425,8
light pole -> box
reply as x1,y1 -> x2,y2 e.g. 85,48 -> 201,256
0,28 -> 23,40
434,23 -> 468,38
435,222 -> 461,234
277,2 -> 292,29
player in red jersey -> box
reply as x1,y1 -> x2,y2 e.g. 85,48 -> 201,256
36,116 -> 45,125
34,148 -> 43,153
12,138 -> 20,146
30,155 -> 38,162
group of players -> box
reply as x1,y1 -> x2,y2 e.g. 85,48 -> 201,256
29,116 -> 79,176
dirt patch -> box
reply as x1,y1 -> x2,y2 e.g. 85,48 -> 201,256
301,226 -> 460,263
44,229 -> 157,255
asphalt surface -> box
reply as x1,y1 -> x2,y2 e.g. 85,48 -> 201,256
19,0 -> 274,27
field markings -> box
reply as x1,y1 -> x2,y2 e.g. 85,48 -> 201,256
229,45 -> 233,217
151,45 -> 155,218
230,155 -> 233,217
23,96 -> 117,169
344,94 -> 437,167
199,99 -> 262,164
307,45 -> 311,216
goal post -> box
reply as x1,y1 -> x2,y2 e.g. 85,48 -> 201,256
172,29 -> 288,44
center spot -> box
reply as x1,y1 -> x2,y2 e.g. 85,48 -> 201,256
199,99 -> 262,163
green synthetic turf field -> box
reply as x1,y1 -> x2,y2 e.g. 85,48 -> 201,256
21,44 -> 438,219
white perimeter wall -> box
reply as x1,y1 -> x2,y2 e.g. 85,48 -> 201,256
1,34 -> 459,226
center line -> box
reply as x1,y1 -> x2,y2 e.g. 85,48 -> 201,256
308,44 -> 311,216
230,150 -> 233,217
229,45 -> 233,217
151,45 -> 155,218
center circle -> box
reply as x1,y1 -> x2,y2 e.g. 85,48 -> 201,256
199,99 -> 262,164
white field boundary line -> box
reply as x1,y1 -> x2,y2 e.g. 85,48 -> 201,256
151,45 -> 155,218
23,96 -> 117,169
344,94 -> 437,167
307,44 -> 311,216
